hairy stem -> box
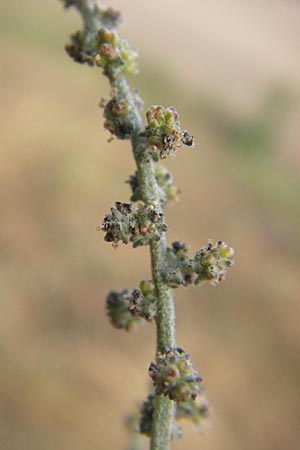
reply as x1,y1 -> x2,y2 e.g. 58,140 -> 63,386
132,131 -> 176,450
111,42 -> 176,450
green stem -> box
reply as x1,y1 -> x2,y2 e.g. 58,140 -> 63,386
112,72 -> 176,450
131,134 -> 176,450
149,238 -> 176,450
115,76 -> 176,450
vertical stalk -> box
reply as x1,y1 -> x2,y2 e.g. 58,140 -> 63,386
149,239 -> 176,450
132,134 -> 176,450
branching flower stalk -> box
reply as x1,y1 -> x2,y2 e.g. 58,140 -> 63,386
60,1 -> 235,449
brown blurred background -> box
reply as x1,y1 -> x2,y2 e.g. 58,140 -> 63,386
1,1 -> 300,449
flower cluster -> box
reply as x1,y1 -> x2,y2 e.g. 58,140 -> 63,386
128,165 -> 179,206
94,28 -> 138,78
143,106 -> 194,160
65,21 -> 138,80
103,91 -> 136,139
106,280 -> 156,330
163,240 -> 234,287
149,347 -> 202,403
106,290 -> 141,331
194,240 -> 235,285
100,201 -> 167,247
128,280 -> 156,321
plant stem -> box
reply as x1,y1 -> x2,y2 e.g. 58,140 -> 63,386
116,76 -> 176,450
131,134 -> 176,450
149,241 -> 176,450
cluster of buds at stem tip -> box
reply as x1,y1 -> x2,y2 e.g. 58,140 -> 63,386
163,240 -> 235,287
106,280 -> 156,330
93,28 -> 139,78
149,347 -> 202,403
64,6 -> 138,80
140,392 -> 209,440
99,201 -> 167,248
142,105 -> 194,160
128,165 -> 179,206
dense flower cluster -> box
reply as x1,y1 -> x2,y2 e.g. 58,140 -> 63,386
65,17 -> 137,80
106,280 -> 157,330
94,28 -> 138,78
106,290 -> 141,330
163,240 -> 235,287
143,106 -> 194,160
100,201 -> 167,247
149,347 -> 202,403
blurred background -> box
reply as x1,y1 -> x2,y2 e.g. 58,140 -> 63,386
1,1 -> 300,449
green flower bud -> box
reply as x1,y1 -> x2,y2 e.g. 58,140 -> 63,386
164,107 -> 180,126
98,28 -> 118,45
149,348 -> 202,403
139,279 -> 155,297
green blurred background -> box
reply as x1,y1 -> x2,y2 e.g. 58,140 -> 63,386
1,1 -> 300,449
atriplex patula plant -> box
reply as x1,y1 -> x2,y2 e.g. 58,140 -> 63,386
60,1 -> 234,449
